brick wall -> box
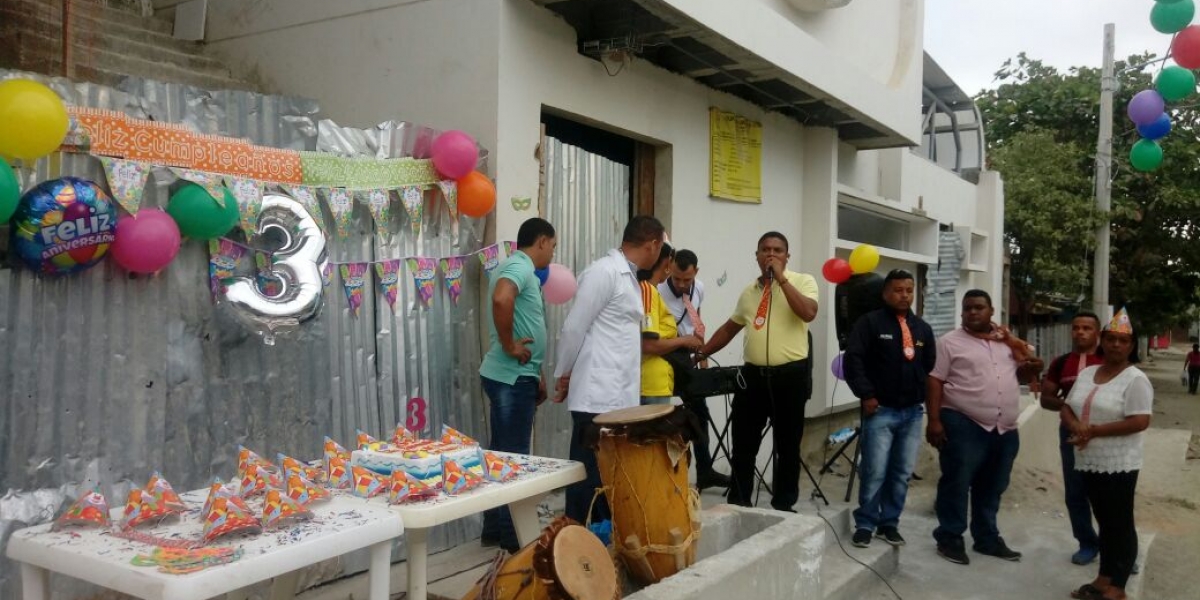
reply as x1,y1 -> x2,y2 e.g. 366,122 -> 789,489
0,0 -> 260,91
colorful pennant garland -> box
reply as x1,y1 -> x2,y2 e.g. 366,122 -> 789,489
406,257 -> 438,309
98,156 -> 151,215
339,263 -> 369,316
208,239 -> 245,300
327,188 -> 355,238
401,185 -> 424,234
374,259 -> 402,312
284,184 -> 328,236
436,180 -> 458,220
439,256 -> 466,306
226,176 -> 264,239
364,188 -> 392,232
477,244 -> 501,274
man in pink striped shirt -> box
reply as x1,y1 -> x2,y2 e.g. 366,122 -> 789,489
926,290 -> 1043,566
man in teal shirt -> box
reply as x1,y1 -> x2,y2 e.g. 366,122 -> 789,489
479,217 -> 556,551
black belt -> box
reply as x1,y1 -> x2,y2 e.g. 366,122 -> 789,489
744,359 -> 808,375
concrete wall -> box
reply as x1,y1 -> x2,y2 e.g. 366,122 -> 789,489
655,0 -> 923,143
205,0 -> 501,154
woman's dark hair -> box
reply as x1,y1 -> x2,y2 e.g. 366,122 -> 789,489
637,242 -> 673,282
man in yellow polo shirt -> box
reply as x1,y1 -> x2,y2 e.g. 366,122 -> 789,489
697,231 -> 819,512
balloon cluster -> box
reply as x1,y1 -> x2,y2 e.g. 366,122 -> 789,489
820,243 -> 880,284
1130,0 -> 1200,172
0,79 -> 72,227
430,131 -> 497,218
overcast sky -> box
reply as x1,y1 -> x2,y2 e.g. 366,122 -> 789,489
924,0 -> 1169,96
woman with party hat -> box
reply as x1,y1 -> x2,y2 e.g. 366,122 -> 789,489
1060,308 -> 1152,600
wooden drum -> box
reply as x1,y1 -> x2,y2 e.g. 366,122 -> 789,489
462,518 -> 619,600
593,404 -> 701,585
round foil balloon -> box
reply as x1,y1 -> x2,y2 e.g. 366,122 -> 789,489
221,194 -> 328,344
10,177 -> 116,275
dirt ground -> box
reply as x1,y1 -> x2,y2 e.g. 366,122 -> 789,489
899,343 -> 1200,599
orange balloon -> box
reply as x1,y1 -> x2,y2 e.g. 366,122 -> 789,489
457,171 -> 496,218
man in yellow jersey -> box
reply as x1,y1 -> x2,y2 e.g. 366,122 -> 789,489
697,232 -> 819,512
637,242 -> 702,405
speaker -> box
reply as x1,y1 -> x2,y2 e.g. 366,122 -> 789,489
834,272 -> 885,350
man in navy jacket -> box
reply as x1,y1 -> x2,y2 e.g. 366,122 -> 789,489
843,269 -> 937,548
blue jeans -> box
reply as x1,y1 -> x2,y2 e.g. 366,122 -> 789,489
641,396 -> 671,405
853,404 -> 923,532
933,408 -> 1020,549
1060,424 -> 1099,550
480,375 -> 538,549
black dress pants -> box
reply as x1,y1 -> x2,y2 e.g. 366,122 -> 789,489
726,359 -> 810,511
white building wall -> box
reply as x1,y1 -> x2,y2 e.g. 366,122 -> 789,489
654,0 -> 924,143
205,0 -> 502,156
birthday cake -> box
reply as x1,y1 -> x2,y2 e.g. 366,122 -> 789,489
351,440 -> 482,487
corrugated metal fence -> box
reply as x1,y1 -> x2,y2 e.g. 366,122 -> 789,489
534,137 -> 630,457
0,70 -> 486,599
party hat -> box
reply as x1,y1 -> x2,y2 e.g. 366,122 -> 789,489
1106,307 -> 1133,334
53,487 -> 112,530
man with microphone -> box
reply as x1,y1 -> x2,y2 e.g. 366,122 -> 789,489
697,232 -> 819,512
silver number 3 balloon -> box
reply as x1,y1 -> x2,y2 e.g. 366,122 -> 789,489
223,194 -> 328,345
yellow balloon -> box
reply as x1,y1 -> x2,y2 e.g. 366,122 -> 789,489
0,79 -> 69,161
848,244 -> 880,274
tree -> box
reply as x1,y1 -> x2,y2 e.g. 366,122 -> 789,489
991,129 -> 1099,337
976,53 -> 1200,335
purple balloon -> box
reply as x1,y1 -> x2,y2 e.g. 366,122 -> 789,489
1128,90 -> 1166,126
831,353 -> 845,380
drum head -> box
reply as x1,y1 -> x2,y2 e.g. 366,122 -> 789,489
553,525 -> 618,600
594,404 -> 672,426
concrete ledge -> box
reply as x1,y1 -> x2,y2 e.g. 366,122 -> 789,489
626,505 -> 823,600
816,506 -> 899,600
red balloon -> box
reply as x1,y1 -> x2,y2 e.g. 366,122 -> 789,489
1173,26 -> 1200,69
822,257 -> 853,284
457,171 -> 496,218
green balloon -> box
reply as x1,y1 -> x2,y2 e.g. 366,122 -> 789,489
0,157 -> 18,223
1151,0 -> 1195,34
166,183 -> 240,239
1130,139 -> 1164,172
1157,66 -> 1196,101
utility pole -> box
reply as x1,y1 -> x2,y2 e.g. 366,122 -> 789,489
1093,23 -> 1114,319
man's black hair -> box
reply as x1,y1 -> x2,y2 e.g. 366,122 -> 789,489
516,217 -> 555,248
963,289 -> 992,308
757,231 -> 789,252
884,269 -> 914,286
623,215 -> 665,245
1073,310 -> 1102,330
674,249 -> 698,272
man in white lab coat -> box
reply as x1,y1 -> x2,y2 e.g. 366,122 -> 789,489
554,215 -> 666,524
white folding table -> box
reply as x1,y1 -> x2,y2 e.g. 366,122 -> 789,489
6,489 -> 403,600
376,453 -> 584,600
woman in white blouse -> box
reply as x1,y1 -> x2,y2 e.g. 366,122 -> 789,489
1060,316 -> 1152,600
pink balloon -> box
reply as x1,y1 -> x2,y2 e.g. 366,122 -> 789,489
543,263 -> 577,305
111,208 -> 182,274
430,130 -> 479,179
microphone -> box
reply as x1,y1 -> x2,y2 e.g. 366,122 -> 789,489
765,267 -> 774,281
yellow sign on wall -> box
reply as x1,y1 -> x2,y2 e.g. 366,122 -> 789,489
709,108 -> 762,203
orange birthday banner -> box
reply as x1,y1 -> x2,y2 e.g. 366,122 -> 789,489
65,107 -> 303,184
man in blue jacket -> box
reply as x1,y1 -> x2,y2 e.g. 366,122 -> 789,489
843,269 -> 936,547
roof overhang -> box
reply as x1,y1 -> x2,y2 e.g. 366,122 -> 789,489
528,0 -> 920,148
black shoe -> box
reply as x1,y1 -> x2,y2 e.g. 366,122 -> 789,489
974,539 -> 1022,562
875,526 -> 906,546
937,543 -> 970,565
480,535 -> 500,548
697,471 -> 731,490
851,529 -> 872,548
772,505 -> 797,513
